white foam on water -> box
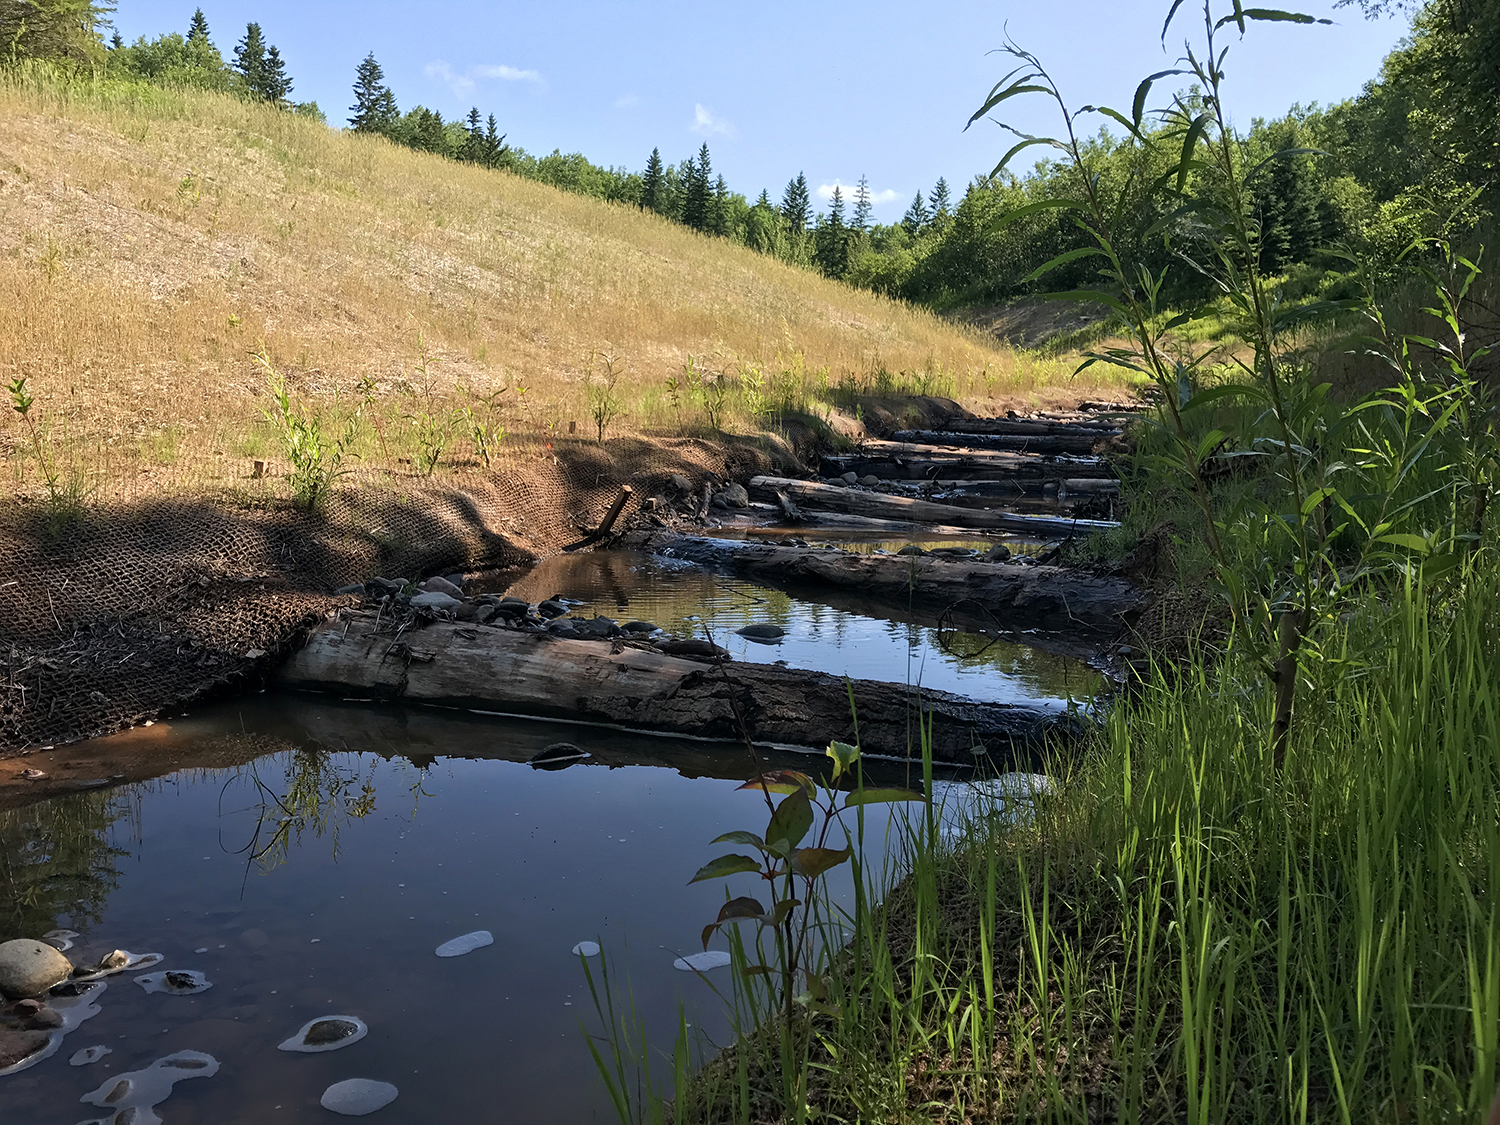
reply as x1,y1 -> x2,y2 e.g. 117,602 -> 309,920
321,1078 -> 399,1115
42,928 -> 78,952
278,1015 -> 369,1053
69,1045 -> 111,1066
78,1049 -> 219,1123
571,942 -> 600,957
673,951 -> 732,972
434,931 -> 493,958
134,970 -> 212,995
0,979 -> 106,1077
73,950 -> 163,982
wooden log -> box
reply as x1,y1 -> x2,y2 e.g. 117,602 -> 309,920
891,429 -> 1112,455
820,456 -> 1117,483
748,476 -> 1119,535
278,612 -> 1071,763
650,534 -> 1143,637
563,485 -> 634,551
936,419 -> 1125,438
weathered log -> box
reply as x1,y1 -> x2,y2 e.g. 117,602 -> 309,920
891,429 -> 1113,455
820,444 -> 1117,482
650,534 -> 1144,637
564,485 -> 634,551
936,419 -> 1125,438
748,476 -> 1119,535
278,612 -> 1070,762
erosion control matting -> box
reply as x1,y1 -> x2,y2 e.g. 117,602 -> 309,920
0,436 -> 781,752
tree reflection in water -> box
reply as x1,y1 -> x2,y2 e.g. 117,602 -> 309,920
0,790 -> 131,940
227,747 -> 378,875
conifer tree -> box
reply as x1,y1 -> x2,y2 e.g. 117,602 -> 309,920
110,29 -> 122,49
641,147 -> 665,213
815,186 -> 849,277
261,43 -> 292,103
929,177 -> 952,224
780,172 -> 810,235
681,144 -> 712,231
711,175 -> 730,236
187,8 -> 209,45
232,23 -> 267,95
902,190 -> 929,236
851,175 -> 873,233
349,53 -> 398,134
461,107 -> 483,162
483,114 -> 508,168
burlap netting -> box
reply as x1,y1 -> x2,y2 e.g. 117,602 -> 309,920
1,435 -> 783,752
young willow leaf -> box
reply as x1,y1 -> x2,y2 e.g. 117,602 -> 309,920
716,896 -> 767,923
738,770 -> 814,795
688,854 -> 762,884
710,830 -> 766,849
790,847 -> 852,879
843,787 -> 928,808
825,740 -> 860,781
765,788 -> 814,853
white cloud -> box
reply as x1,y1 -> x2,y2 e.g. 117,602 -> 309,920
475,64 -> 541,83
614,93 -> 641,109
426,60 -> 541,99
690,103 -> 733,137
816,180 -> 901,206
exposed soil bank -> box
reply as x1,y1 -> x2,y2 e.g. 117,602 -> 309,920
279,611 -> 1070,763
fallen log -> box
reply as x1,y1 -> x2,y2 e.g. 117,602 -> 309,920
278,612 -> 1070,762
936,419 -> 1125,438
891,429 -> 1113,455
748,476 -> 1119,535
650,534 -> 1143,637
821,445 -> 1117,482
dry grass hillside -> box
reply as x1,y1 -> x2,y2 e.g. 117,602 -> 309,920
0,67 -> 1132,502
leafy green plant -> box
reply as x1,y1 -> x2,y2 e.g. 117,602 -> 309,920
397,333 -> 457,476
255,348 -> 357,509
585,350 -> 625,443
682,354 -> 730,432
9,375 -> 58,495
8,374 -> 91,533
458,382 -> 508,468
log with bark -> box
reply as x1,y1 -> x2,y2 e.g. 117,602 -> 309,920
747,475 -> 1119,535
650,534 -> 1144,637
278,612 -> 1072,763
890,429 -> 1114,455
820,445 -> 1117,482
935,419 -> 1125,438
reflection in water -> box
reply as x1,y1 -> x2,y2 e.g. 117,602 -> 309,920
495,551 -> 1097,707
0,791 -> 130,940
233,750 -> 378,873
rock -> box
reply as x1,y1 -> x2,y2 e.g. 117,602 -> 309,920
20,768 -> 44,780
859,475 -> 880,487
621,621 -> 658,634
574,616 -> 617,639
409,591 -> 462,611
435,931 -> 493,958
654,638 -> 730,659
419,575 -> 463,598
0,1027 -> 49,1071
279,1015 -> 368,1053
473,605 -> 499,624
70,1045 -> 111,1066
135,970 -> 211,995
21,1005 -> 63,1030
983,544 -> 1013,562
334,583 -> 365,596
669,473 -> 693,493
546,621 -> 578,637
454,602 -> 482,622
527,743 -> 589,769
928,547 -> 979,559
0,939 -> 73,999
841,472 -> 859,485
321,1078 -> 398,1116
896,545 -> 927,556
79,1051 -> 219,1119
1034,544 -> 1063,566
736,623 -> 787,641
719,483 -> 750,508
538,599 -> 569,619
442,573 -> 466,590
710,496 -> 728,510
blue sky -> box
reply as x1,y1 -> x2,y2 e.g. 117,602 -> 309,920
113,1 -> 1410,218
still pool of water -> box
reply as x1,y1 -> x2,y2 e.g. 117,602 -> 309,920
2,698 -> 929,1123
495,551 -> 1097,708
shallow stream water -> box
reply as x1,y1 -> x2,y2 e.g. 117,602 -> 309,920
2,548 -> 1097,1122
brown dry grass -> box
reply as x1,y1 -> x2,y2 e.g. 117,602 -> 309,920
0,66 -> 1137,501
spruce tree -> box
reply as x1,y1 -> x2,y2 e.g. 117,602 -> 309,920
349,53 -> 398,134
232,23 -> 267,96
109,29 -> 122,49
929,177 -> 952,224
483,114 -> 507,168
682,144 -> 712,231
815,186 -> 849,277
780,173 -> 810,235
641,148 -> 664,213
462,107 -> 484,162
261,44 -> 292,103
851,175 -> 872,233
711,175 -> 730,236
187,8 -> 210,44
902,191 -> 929,236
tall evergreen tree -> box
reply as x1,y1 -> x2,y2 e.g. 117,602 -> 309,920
681,144 -> 712,231
814,186 -> 849,277
0,0 -> 111,62
851,175 -> 873,233
109,29 -> 122,49
929,177 -> 952,224
902,190 -> 930,236
349,53 -> 398,134
780,173 -> 810,235
261,43 -> 292,103
641,147 -> 665,213
186,8 -> 210,44
232,23 -> 267,95
483,114 -> 508,168
711,175 -> 730,236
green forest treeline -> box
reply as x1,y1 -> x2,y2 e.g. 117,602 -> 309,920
4,0 -> 1495,311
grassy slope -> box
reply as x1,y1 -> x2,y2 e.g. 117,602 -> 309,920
0,69 -> 1131,498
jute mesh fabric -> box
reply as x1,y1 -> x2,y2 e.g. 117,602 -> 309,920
0,435 -> 775,752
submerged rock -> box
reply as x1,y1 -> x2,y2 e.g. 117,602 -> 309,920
528,743 -> 590,770
0,980 -> 104,1076
736,623 -> 786,641
70,1044 -> 111,1066
321,1078 -> 398,1116
135,970 -> 212,995
435,931 -> 493,958
279,1015 -> 368,1053
621,621 -> 659,635
0,939 -> 73,999
79,1050 -> 219,1120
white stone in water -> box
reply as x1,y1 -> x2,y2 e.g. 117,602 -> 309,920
321,1078 -> 399,1116
435,931 -> 493,958
78,1050 -> 218,1120
571,942 -> 600,957
135,969 -> 212,995
70,1045 -> 112,1066
278,1015 -> 369,1053
673,951 -> 732,972
73,950 -> 163,981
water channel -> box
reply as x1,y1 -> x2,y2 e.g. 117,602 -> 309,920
1,545 -> 1100,1122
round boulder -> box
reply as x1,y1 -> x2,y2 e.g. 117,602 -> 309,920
0,939 -> 73,1000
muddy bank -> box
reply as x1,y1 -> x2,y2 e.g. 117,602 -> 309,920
639,534 -> 1143,640
279,611 -> 1072,763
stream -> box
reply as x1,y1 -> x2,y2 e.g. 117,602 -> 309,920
1,545 -> 1100,1123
